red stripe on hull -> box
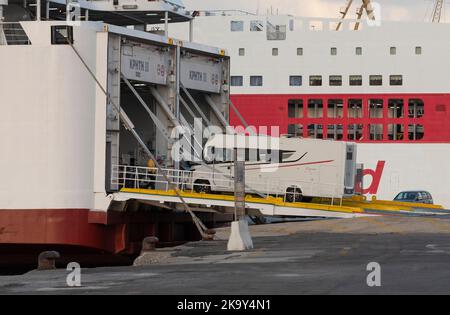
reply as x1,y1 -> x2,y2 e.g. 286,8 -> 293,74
0,209 -> 123,253
230,93 -> 450,143
0,209 -> 229,268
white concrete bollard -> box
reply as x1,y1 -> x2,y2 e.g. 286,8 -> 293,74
227,220 -> 253,251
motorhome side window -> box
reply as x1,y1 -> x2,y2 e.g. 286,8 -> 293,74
51,26 -> 73,45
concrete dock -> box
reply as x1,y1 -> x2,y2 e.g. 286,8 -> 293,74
3,216 -> 450,295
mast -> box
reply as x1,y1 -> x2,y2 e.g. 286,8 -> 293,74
336,0 -> 375,31
432,0 -> 444,23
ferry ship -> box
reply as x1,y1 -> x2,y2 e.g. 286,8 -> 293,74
0,0 -> 233,267
168,5 -> 450,208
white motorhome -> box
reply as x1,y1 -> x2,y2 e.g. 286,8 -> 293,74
190,135 -> 357,202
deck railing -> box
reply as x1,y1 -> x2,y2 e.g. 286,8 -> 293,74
111,164 -> 343,204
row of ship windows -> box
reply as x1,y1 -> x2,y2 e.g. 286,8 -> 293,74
287,99 -> 425,119
238,46 -> 422,57
287,124 -> 425,141
231,75 -> 404,87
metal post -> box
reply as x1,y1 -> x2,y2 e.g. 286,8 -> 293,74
189,19 -> 194,42
45,0 -> 49,20
85,9 -> 88,21
234,149 -> 246,220
173,44 -> 181,174
36,0 -> 41,21
164,11 -> 169,37
0,6 -> 3,22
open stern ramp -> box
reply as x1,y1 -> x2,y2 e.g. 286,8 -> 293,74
114,188 -> 370,219
111,165 -> 371,219
111,165 -> 450,219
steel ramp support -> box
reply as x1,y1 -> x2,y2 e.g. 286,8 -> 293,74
121,74 -> 172,143
149,86 -> 181,128
179,95 -> 199,124
118,111 -> 208,235
179,113 -> 203,160
122,75 -> 202,162
204,94 -> 229,128
149,85 -> 203,160
180,84 -> 213,127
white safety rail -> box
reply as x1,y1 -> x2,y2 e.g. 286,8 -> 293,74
112,165 -> 345,204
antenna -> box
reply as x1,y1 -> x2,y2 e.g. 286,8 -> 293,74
432,0 -> 444,22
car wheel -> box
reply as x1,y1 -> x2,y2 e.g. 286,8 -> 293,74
194,180 -> 212,194
286,187 -> 303,203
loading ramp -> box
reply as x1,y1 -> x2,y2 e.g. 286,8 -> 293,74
111,165 -> 450,219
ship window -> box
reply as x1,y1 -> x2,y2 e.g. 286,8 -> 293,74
329,75 -> 342,86
289,19 -> 296,31
308,124 -> 323,139
288,100 -> 304,118
349,75 -> 363,86
369,99 -> 384,118
390,47 -> 397,55
388,99 -> 404,118
267,22 -> 286,40
327,124 -> 344,140
409,124 -> 424,140
331,47 -> 337,56
250,20 -> 264,32
369,124 -> 384,141
250,76 -> 263,87
356,47 -> 362,55
51,25 -> 73,45
390,75 -> 403,86
370,75 -> 383,86
348,124 -> 364,141
309,75 -> 322,86
415,46 -> 422,55
230,76 -> 243,87
328,99 -> 343,118
272,48 -> 279,56
348,99 -> 363,118
231,21 -> 244,32
289,76 -> 302,86
308,99 -> 324,118
288,124 -> 303,137
388,124 -> 405,141
408,99 -> 424,118
297,48 -> 303,56
238,48 -> 245,56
